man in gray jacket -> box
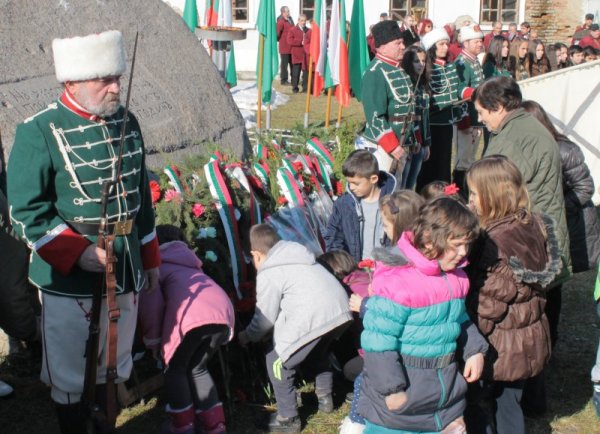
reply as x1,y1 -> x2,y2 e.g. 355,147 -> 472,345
239,224 -> 352,433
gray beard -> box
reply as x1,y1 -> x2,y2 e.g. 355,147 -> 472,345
77,90 -> 121,118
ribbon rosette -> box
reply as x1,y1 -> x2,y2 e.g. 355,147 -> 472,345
444,183 -> 460,196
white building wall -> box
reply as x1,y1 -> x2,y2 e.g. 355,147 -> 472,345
162,0 -> 532,74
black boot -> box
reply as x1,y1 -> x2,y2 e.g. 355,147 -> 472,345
55,403 -> 87,434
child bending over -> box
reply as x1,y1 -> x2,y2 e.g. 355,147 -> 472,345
138,225 -> 235,434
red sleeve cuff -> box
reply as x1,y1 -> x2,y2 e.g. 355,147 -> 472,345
378,131 -> 400,153
141,236 -> 161,270
462,87 -> 474,100
37,228 -> 91,276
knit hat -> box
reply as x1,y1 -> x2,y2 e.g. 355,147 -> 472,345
459,24 -> 484,42
52,30 -> 126,83
422,28 -> 450,51
372,20 -> 403,48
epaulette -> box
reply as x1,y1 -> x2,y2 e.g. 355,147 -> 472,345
24,103 -> 58,124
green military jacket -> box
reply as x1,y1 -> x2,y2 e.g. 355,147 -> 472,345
361,54 -> 415,153
429,61 -> 463,126
8,93 -> 159,297
455,51 -> 485,127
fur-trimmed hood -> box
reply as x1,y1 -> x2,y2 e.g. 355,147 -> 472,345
508,214 -> 562,288
372,244 -> 409,267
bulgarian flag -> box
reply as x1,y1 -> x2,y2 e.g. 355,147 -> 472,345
183,0 -> 198,32
256,0 -> 278,103
309,0 -> 328,97
324,0 -> 350,106
205,0 -> 237,87
348,0 -> 369,101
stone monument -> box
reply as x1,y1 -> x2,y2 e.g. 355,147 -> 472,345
0,0 -> 250,168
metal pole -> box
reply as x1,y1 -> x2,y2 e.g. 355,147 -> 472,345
257,34 -> 265,132
304,56 -> 314,128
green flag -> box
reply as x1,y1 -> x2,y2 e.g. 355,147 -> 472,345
183,0 -> 198,32
226,44 -> 238,87
349,0 -> 369,101
256,0 -> 278,103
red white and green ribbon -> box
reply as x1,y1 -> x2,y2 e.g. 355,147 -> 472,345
210,150 -> 224,162
253,162 -> 270,187
255,143 -> 268,160
277,168 -> 305,208
311,155 -> 333,194
226,165 -> 262,226
306,137 -> 334,167
204,160 -> 246,298
282,157 -> 298,177
164,166 -> 185,193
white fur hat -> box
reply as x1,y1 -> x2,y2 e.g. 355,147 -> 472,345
422,28 -> 450,51
459,25 -> 484,43
52,30 -> 126,83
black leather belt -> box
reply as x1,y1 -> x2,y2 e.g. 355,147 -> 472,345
68,219 -> 134,236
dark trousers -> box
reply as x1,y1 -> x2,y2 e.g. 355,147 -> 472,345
545,284 -> 562,348
492,381 -> 526,434
291,63 -> 308,92
280,53 -> 292,83
265,323 -> 349,418
465,380 -> 526,434
416,124 -> 453,192
164,324 -> 229,411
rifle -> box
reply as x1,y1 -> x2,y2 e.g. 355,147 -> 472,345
82,30 -> 139,434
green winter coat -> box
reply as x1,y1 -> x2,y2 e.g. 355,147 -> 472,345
484,109 -> 571,275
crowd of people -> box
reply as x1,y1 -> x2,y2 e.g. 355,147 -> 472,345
0,8 -> 599,434
274,7 -> 599,95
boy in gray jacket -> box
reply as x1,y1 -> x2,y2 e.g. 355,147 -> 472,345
239,224 -> 352,433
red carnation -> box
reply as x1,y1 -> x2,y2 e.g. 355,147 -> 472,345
277,196 -> 288,205
358,259 -> 375,270
444,183 -> 460,196
292,161 -> 304,174
149,180 -> 161,204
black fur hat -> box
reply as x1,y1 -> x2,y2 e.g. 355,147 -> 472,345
372,20 -> 403,48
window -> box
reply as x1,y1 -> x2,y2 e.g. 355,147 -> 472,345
233,0 -> 248,22
480,0 -> 518,23
389,0 -> 427,21
301,0 -> 332,22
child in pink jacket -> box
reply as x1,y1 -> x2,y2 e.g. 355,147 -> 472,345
138,225 -> 235,434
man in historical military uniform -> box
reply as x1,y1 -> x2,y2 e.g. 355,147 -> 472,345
7,30 -> 160,433
361,20 -> 416,179
453,24 -> 485,191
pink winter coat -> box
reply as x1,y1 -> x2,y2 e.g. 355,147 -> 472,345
138,241 -> 235,365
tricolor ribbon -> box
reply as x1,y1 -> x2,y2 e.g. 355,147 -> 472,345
255,143 -> 268,160
311,155 -> 333,195
204,160 -> 246,298
306,137 -> 334,167
277,168 -> 305,208
252,162 -> 270,187
226,165 -> 262,226
164,166 -> 185,194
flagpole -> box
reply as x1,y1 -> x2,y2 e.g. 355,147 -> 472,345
257,34 -> 265,132
304,56 -> 314,128
266,104 -> 271,130
325,87 -> 333,128
336,29 -> 350,129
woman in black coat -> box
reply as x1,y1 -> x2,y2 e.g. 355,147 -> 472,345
523,100 -> 600,272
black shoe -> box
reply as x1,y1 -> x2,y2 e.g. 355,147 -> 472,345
345,391 -> 354,404
292,87 -> 299,93
258,413 -> 301,433
317,393 -> 334,413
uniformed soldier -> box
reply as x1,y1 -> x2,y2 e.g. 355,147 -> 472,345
7,30 -> 160,434
361,19 -> 417,181
454,24 -> 485,190
416,27 -> 465,190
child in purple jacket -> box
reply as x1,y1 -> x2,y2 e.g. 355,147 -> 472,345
138,225 -> 235,434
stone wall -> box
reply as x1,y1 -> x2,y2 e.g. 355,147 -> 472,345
525,0 -> 584,44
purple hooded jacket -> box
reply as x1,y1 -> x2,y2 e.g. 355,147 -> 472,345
138,241 -> 235,365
